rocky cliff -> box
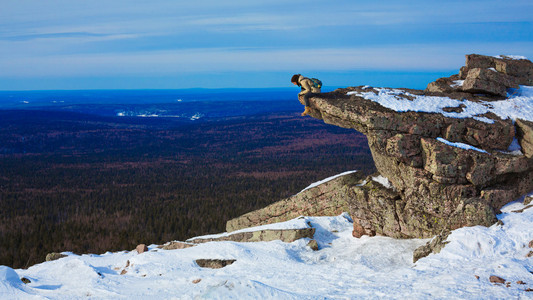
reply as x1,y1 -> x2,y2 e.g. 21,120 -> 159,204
228,54 -> 533,239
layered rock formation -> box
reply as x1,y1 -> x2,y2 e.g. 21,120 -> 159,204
189,227 -> 315,244
228,54 -> 533,239
427,54 -> 532,96
226,171 -> 363,232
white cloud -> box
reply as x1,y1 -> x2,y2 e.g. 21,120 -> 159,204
183,13 -> 301,32
3,1 -> 531,40
2,42 -> 532,78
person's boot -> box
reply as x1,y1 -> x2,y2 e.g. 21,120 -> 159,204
301,106 -> 310,116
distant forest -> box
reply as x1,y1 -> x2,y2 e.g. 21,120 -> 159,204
0,110 -> 375,268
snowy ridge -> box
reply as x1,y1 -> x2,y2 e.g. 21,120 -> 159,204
1,199 -> 532,298
347,86 -> 533,123
493,55 -> 529,60
299,170 -> 357,193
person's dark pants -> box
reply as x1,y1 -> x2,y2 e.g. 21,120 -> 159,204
303,92 -> 315,106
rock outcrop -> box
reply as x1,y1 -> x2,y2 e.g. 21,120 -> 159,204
461,54 -> 533,86
428,54 -> 532,96
195,259 -> 236,269
135,244 -> 148,254
158,241 -> 196,250
412,231 -> 450,263
45,253 -> 67,262
516,119 -> 533,158
20,277 -> 31,284
228,54 -> 533,240
526,195 -> 533,206
298,54 -> 533,238
489,275 -> 507,285
188,228 -> 315,244
227,171 -> 364,232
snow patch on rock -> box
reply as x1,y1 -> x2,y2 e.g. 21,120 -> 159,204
300,170 -> 357,193
436,137 -> 488,153
372,175 -> 393,189
347,86 -> 533,123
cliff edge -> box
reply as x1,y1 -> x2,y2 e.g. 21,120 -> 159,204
228,54 -> 533,239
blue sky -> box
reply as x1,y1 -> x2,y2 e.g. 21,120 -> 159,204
1,0 -> 532,90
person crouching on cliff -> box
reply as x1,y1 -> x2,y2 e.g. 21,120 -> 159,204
291,74 -> 322,116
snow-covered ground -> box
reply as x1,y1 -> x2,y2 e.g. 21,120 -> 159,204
1,198 -> 532,299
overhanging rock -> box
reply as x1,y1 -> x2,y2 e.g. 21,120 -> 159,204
297,57 -> 533,238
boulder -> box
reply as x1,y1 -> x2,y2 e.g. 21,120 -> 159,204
413,231 -> 450,263
516,119 -> 533,158
511,204 -> 532,213
135,244 -> 148,254
489,275 -> 506,285
348,176 -> 404,238
195,259 -> 235,269
494,57 -> 533,86
465,54 -> 497,70
425,75 -> 461,93
45,253 -> 67,262
158,241 -> 196,250
188,228 -> 315,244
20,277 -> 31,284
459,54 -> 498,79
461,54 -> 533,85
435,54 -> 533,98
307,240 -> 319,251
462,68 -> 517,97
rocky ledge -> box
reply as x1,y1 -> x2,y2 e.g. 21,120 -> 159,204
228,54 -> 533,239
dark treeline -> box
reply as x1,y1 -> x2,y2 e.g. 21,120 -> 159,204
0,110 -> 375,268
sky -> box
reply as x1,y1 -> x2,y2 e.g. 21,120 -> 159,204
1,0 -> 532,90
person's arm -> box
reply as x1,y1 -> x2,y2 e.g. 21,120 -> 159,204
298,79 -> 312,95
